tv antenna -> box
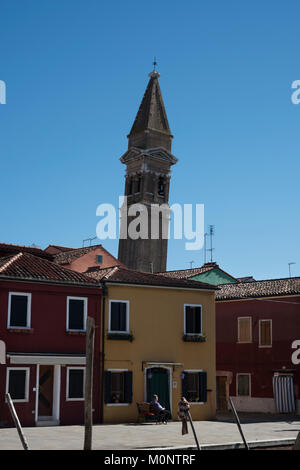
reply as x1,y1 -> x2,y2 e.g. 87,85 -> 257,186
189,261 -> 195,269
83,236 -> 97,247
288,262 -> 296,278
204,232 -> 208,264
207,225 -> 215,262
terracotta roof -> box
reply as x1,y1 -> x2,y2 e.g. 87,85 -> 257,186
44,245 -> 75,255
0,243 -> 53,260
0,252 -> 99,286
216,277 -> 300,301
237,276 -> 256,282
53,244 -> 123,267
85,265 -> 217,290
158,262 -> 238,282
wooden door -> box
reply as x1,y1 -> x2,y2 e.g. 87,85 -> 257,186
38,365 -> 54,417
216,376 -> 228,411
146,368 -> 171,417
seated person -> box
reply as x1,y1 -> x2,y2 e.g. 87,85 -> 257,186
150,394 -> 171,423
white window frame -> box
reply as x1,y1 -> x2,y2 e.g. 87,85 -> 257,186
7,292 -> 32,329
259,319 -> 272,348
108,300 -> 130,334
66,367 -> 85,401
184,304 -> 202,335
183,369 -> 205,405
6,367 -> 30,402
66,296 -> 87,332
106,368 -> 129,406
236,373 -> 251,397
237,316 -> 252,343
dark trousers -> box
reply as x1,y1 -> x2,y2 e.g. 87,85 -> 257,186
158,409 -> 171,422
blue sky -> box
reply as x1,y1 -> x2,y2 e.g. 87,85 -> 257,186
0,0 -> 299,280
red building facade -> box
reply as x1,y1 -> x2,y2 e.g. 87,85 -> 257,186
216,277 -> 300,414
0,252 -> 102,427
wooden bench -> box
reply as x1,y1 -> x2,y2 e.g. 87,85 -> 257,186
136,402 -> 160,423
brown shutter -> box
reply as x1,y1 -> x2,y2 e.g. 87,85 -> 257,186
260,320 -> 271,346
238,317 -> 251,342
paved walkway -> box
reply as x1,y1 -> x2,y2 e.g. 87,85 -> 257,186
0,413 -> 299,450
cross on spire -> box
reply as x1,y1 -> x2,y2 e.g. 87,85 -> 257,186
153,56 -> 157,71
149,56 -> 160,78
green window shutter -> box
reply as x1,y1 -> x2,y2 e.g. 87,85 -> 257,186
104,371 -> 111,403
124,371 -> 133,403
181,371 -> 189,399
198,371 -> 207,402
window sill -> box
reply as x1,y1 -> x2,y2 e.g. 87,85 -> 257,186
7,328 -> 33,334
106,403 -> 129,407
182,334 -> 206,343
66,331 -> 86,336
107,332 -> 134,342
66,398 -> 85,401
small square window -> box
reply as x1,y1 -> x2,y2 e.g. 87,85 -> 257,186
259,320 -> 272,347
96,255 -> 103,265
67,368 -> 85,400
184,305 -> 202,335
67,297 -> 87,331
105,370 -> 132,404
238,317 -> 252,343
8,293 -> 31,328
6,368 -> 29,402
237,374 -> 250,396
187,373 -> 199,402
109,301 -> 129,333
181,370 -> 207,403
110,372 -> 125,403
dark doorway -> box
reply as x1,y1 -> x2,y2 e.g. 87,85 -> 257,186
146,367 -> 171,417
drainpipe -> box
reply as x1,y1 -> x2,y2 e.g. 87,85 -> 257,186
99,282 -> 107,424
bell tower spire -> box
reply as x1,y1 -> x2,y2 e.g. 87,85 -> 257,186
127,61 -> 173,152
118,66 -> 178,273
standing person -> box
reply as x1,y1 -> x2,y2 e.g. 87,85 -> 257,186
178,397 -> 190,435
150,395 -> 171,423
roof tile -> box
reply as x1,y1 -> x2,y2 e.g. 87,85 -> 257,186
0,252 -> 99,286
216,277 -> 300,300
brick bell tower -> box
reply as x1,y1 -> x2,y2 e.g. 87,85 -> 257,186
118,65 -> 178,273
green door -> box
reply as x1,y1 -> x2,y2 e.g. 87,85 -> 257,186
146,368 -> 171,416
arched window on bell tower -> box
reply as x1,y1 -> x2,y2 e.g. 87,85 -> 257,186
158,176 -> 165,197
135,175 -> 142,194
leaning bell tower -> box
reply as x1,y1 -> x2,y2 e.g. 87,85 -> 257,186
118,65 -> 178,273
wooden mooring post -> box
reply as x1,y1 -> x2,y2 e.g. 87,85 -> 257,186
187,410 -> 201,451
229,397 -> 249,450
293,431 -> 300,450
84,316 -> 95,450
6,393 -> 29,450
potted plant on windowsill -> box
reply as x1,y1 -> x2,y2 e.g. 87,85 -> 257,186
182,333 -> 206,342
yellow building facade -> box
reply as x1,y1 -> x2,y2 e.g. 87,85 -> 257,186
89,266 -> 217,423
